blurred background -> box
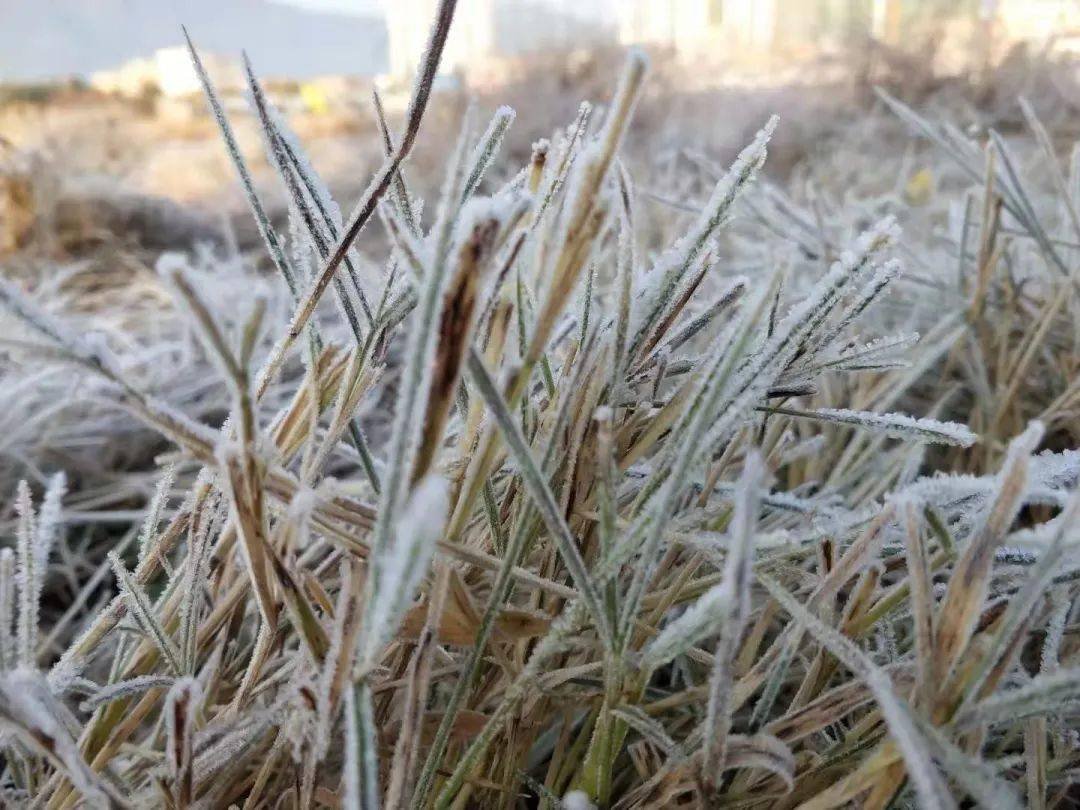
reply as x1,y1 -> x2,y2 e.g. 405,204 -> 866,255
2,0 -> 1080,259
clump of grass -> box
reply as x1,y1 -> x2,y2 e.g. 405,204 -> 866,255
1,2 -> 1079,807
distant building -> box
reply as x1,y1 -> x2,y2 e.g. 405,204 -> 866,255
993,0 -> 1080,45
385,0 -> 492,79
620,0 -> 764,54
617,0 -> 1080,64
90,48 -> 242,99
617,0 -> 871,61
383,0 -> 613,81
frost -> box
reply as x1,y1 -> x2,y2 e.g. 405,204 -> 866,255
138,464 -> 175,563
563,790 -> 597,810
14,473 -> 64,670
631,116 -> 777,351
80,675 -> 175,711
109,552 -> 182,674
788,408 -> 978,447
359,475 -> 449,673
641,579 -> 731,671
0,670 -> 115,807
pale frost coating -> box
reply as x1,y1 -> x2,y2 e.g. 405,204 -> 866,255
359,475 -> 449,673
795,408 -> 978,446
563,790 -> 598,810
640,579 -> 731,671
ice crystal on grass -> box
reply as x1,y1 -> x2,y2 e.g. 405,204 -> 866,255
764,406 -> 978,446
14,473 -> 65,670
358,474 -> 449,674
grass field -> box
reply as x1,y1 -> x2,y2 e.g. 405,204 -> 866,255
1,1 -> 1079,807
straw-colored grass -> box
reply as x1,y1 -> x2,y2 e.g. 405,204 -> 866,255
1,1 -> 1080,807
